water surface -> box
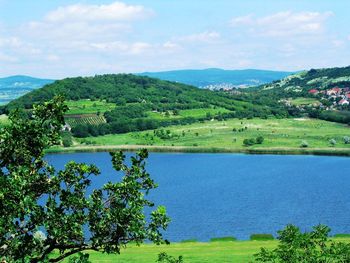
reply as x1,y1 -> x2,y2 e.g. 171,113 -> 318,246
46,152 -> 350,241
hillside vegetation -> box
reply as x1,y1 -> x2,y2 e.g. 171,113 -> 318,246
2,74 -> 284,138
243,66 -> 350,125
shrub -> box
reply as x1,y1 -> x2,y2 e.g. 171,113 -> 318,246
256,136 -> 264,144
157,253 -> 183,263
343,136 -> 350,144
243,138 -> 256,146
254,225 -> 350,262
300,140 -> 309,148
329,138 -> 337,146
250,234 -> 274,241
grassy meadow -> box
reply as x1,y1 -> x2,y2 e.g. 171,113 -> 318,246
290,97 -> 320,106
62,237 -> 350,263
69,117 -> 350,154
65,100 -> 116,115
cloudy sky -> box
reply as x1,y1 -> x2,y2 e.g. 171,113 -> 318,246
0,0 -> 349,78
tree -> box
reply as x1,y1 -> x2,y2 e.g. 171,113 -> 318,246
61,131 -> 73,147
0,96 -> 170,262
254,224 -> 350,262
256,136 -> 264,144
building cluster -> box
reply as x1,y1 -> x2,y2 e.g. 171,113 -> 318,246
309,87 -> 350,107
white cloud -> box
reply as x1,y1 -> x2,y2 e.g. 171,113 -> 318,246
44,2 -> 153,23
230,11 -> 333,37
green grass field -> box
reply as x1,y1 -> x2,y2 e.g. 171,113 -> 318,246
290,97 -> 320,106
75,117 -> 350,153
146,107 -> 230,120
61,237 -> 350,263
66,100 -> 116,115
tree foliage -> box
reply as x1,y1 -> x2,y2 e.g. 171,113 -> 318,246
0,96 -> 170,262
254,224 -> 350,262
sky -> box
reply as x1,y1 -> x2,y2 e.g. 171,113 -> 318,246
0,0 -> 350,78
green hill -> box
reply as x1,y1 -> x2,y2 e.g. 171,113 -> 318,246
258,66 -> 350,92
4,74 -> 281,137
245,66 -> 350,125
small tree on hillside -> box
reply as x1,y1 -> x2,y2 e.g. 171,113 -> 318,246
0,97 -> 170,262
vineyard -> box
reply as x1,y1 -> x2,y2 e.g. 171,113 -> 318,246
65,114 -> 106,126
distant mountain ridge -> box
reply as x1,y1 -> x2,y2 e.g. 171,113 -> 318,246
137,68 -> 293,89
0,75 -> 54,105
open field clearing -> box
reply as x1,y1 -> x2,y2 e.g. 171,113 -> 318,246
71,118 -> 350,154
66,100 -> 116,115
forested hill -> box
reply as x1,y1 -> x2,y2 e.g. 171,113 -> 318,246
5,74 -> 240,111
3,74 -> 284,137
244,66 -> 350,125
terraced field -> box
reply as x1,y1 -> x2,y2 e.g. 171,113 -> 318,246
65,114 -> 106,126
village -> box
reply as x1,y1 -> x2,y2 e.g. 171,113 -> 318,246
308,86 -> 350,107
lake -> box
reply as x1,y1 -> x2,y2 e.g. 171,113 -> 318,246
46,152 -> 350,241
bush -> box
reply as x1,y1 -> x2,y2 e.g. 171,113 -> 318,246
157,253 -> 183,263
329,138 -> 337,146
61,132 -> 73,147
243,138 -> 256,146
210,236 -> 237,242
300,140 -> 309,148
250,234 -> 274,241
254,225 -> 350,262
256,136 -> 264,144
343,136 -> 350,144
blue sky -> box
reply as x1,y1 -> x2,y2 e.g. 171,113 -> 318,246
0,0 -> 349,78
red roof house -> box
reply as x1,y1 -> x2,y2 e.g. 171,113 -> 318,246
308,89 -> 319,94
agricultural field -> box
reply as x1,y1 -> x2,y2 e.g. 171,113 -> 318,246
290,97 -> 320,106
66,100 -> 116,115
62,237 -> 350,263
65,114 -> 106,126
146,107 -> 230,120
77,117 -> 350,152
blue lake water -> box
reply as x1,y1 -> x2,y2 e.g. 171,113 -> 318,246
46,152 -> 350,241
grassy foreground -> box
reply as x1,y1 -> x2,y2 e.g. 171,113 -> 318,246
62,238 -> 350,263
53,117 -> 350,155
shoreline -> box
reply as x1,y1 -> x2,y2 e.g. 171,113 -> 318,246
46,144 -> 350,157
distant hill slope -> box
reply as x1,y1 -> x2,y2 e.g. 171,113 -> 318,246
137,68 -> 293,89
0,75 -> 54,104
259,66 -> 350,92
3,74 -> 283,137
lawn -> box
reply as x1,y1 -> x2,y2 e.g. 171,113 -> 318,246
66,100 -> 116,115
76,117 -> 350,153
290,97 -> 320,106
62,237 -> 350,263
